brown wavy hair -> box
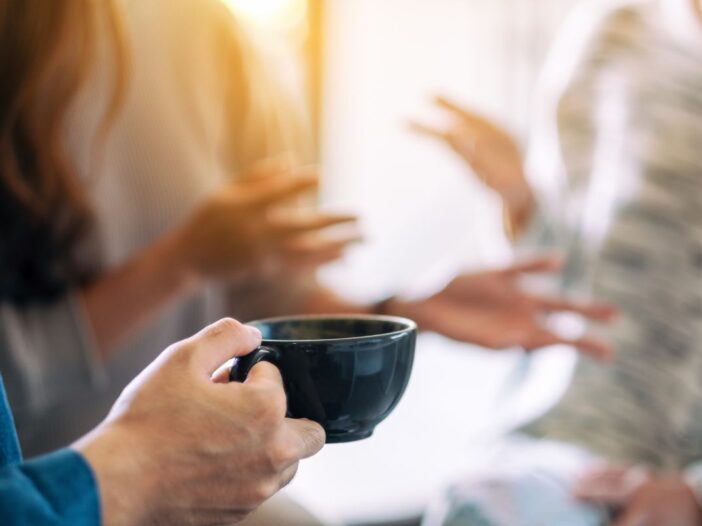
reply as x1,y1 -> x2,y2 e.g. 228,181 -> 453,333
0,0 -> 127,305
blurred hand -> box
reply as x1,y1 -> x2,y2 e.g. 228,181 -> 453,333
75,318 -> 325,526
169,160 -> 358,284
574,465 -> 702,526
410,96 -> 534,226
391,256 -> 616,360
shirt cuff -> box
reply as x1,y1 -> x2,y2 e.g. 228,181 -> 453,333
4,448 -> 101,525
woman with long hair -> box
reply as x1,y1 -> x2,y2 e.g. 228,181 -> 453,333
0,0 -> 359,460
0,5 -> 618,524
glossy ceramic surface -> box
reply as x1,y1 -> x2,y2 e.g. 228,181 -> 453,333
230,315 -> 416,443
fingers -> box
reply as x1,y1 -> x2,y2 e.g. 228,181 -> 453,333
407,120 -> 448,140
278,461 -> 300,491
280,234 -> 362,269
238,156 -> 298,182
435,95 -> 491,129
612,507 -> 649,526
244,361 -> 284,391
499,255 -> 564,277
533,295 -> 618,322
186,319 -> 262,376
567,335 -> 614,362
283,418 -> 326,460
525,329 -> 613,362
211,361 -> 232,383
574,466 -> 649,505
269,213 -> 358,238
575,474 -> 632,505
244,169 -> 318,208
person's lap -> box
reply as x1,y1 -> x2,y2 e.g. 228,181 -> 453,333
421,436 -> 610,526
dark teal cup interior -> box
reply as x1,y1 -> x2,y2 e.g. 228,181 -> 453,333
230,315 -> 416,443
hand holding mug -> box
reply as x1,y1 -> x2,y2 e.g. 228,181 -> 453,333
169,161 -> 359,285
75,318 -> 325,526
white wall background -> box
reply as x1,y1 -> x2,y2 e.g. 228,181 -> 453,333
318,0 -> 580,301
287,1 -> 588,524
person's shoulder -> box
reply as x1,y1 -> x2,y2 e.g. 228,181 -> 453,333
562,0 -> 655,59
539,1 -> 653,96
123,0 -> 243,46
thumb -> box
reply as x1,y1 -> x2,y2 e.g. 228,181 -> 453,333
182,318 -> 262,377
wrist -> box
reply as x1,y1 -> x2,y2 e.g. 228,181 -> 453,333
501,179 -> 534,218
501,181 -> 535,237
371,296 -> 396,316
74,422 -> 156,526
153,229 -> 205,296
380,298 -> 425,326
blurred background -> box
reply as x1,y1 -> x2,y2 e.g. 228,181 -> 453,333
221,1 -> 587,524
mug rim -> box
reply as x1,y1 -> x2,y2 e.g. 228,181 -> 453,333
246,314 -> 417,343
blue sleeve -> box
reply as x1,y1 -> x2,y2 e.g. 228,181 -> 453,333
0,448 -> 101,526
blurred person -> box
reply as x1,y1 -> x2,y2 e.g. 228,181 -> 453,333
0,0 -> 616,463
1,317 -> 326,525
0,1 -> 622,524
415,0 -> 702,524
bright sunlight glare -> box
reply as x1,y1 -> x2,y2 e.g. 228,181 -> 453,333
222,0 -> 308,31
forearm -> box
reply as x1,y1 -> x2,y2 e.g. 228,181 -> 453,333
502,186 -> 537,240
294,285 -> 420,322
80,232 -> 201,359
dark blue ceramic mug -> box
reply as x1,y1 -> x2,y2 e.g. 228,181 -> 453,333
230,314 -> 416,443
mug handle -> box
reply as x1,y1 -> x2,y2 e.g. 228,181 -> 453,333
229,346 -> 281,382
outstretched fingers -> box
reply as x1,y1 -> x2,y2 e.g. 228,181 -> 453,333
533,295 -> 618,322
525,329 -> 613,362
435,95 -> 493,130
498,255 -> 564,278
269,213 -> 358,238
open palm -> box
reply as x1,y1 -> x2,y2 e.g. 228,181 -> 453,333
403,257 -> 616,360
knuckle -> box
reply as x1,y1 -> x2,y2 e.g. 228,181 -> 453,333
165,339 -> 197,367
266,441 -> 297,472
207,317 -> 245,338
281,463 -> 300,489
249,384 -> 286,418
249,481 -> 278,505
247,391 -> 284,432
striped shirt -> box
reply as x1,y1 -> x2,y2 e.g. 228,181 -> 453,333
525,0 -> 702,491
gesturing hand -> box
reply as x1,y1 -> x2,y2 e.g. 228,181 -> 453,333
75,318 -> 325,526
392,256 -> 616,360
410,96 -> 534,227
169,160 -> 358,284
574,465 -> 702,526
